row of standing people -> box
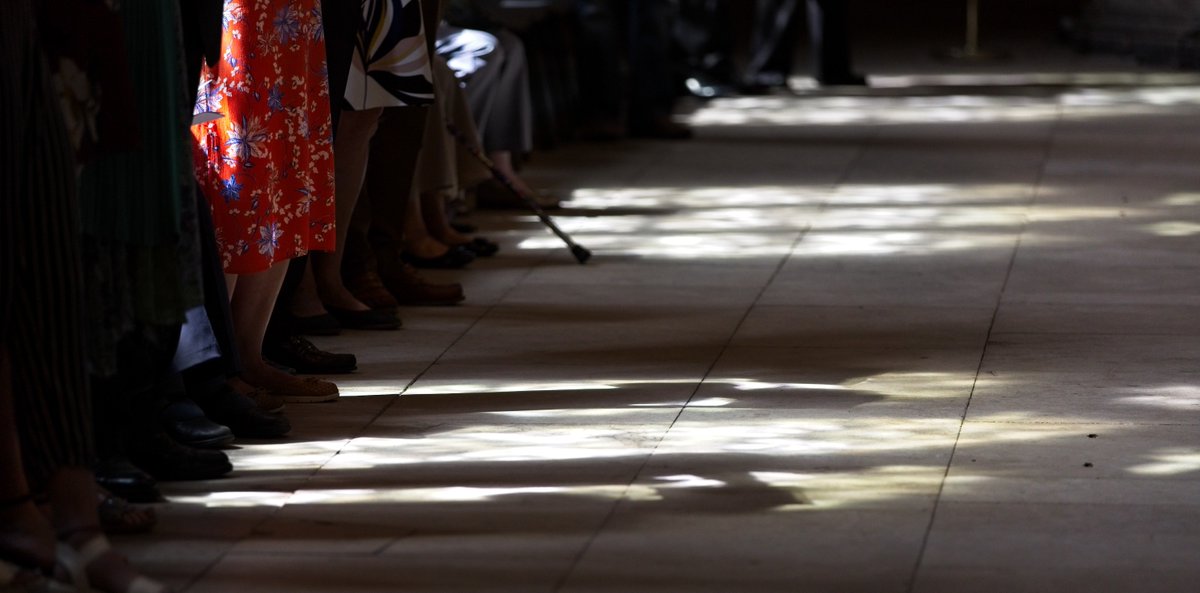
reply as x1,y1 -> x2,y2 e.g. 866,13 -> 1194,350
1,1 -> 858,591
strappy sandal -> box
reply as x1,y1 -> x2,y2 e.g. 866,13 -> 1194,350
0,558 -> 73,593
56,529 -> 170,593
0,495 -> 72,593
95,489 -> 156,536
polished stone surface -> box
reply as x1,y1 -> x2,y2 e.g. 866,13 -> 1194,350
138,45 -> 1200,592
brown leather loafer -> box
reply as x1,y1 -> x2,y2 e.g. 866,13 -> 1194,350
344,270 -> 400,312
264,335 -> 357,375
379,262 -> 465,306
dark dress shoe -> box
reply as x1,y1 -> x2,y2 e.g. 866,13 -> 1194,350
159,399 -> 234,449
264,335 -> 357,374
129,432 -> 233,481
94,457 -> 162,503
195,382 -> 292,439
343,270 -> 400,313
460,237 -> 499,257
401,245 -> 476,269
379,262 -> 464,306
287,312 -> 342,336
326,305 -> 401,330
816,72 -> 868,87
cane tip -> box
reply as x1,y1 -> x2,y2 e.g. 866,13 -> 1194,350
571,245 -> 592,264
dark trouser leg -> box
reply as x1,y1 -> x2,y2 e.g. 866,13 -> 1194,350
343,106 -> 429,281
808,0 -> 857,82
744,0 -> 800,87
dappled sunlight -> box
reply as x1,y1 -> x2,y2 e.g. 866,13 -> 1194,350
226,439 -> 349,472
691,72 -> 1200,128
1160,192 -> 1200,206
338,383 -> 407,397
795,230 -> 1013,257
813,206 -> 1027,231
754,466 -> 947,510
567,186 -> 827,210
406,381 -> 619,396
827,183 -> 1036,206
866,72 -> 1200,89
690,94 -> 1060,127
1127,449 -> 1200,476
729,380 -> 848,392
517,231 -> 799,259
169,491 -> 293,509
287,485 -> 647,505
1116,386 -> 1200,411
521,181 -> 1161,261
1143,221 -> 1200,237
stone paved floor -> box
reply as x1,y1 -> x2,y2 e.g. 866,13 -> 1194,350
137,42 -> 1200,592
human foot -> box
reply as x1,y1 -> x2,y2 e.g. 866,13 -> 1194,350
0,497 -> 56,579
57,527 -> 170,593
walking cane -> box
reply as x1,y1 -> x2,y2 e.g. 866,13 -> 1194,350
445,121 -> 593,265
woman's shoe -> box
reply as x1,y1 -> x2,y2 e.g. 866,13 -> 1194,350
93,459 -> 161,504
157,400 -> 234,450
96,489 -> 156,536
0,495 -> 72,593
342,271 -> 400,312
127,432 -> 232,482
263,335 -> 357,375
195,383 -> 291,438
286,313 -> 342,336
256,376 -> 339,404
378,262 -> 464,306
401,246 -> 475,269
0,557 -> 72,593
459,237 -> 499,257
325,306 -> 400,331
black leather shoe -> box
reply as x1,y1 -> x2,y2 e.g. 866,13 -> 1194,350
197,382 -> 292,439
816,72 -> 868,87
326,305 -> 401,330
287,312 -> 342,336
94,457 -> 162,503
264,335 -> 357,375
159,399 -> 234,449
460,237 -> 499,257
129,432 -> 233,481
401,245 -> 476,269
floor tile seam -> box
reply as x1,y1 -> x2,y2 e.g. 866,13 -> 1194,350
749,303 -> 1000,311
555,121 -> 874,591
905,99 -> 1066,593
549,229 -> 816,592
990,331 -> 1200,337
912,499 -> 1200,508
814,125 -> 882,215
180,229 -> 558,591
956,420 -> 1200,426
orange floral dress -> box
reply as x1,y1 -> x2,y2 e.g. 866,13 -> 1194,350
192,0 -> 335,274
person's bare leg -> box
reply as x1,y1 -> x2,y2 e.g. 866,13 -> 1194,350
0,346 -> 55,572
488,150 -> 535,196
403,190 -> 452,259
2,348 -> 157,591
52,467 -> 158,593
421,191 -> 472,246
310,109 -> 383,313
290,259 -> 353,314
228,262 -> 302,389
